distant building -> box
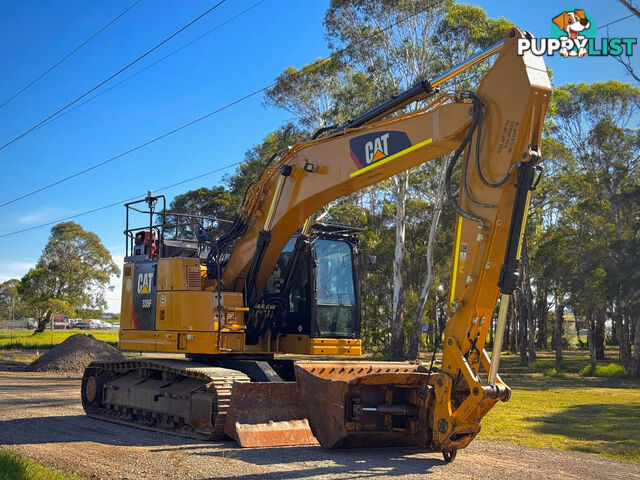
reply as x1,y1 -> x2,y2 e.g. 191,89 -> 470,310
562,313 -> 577,336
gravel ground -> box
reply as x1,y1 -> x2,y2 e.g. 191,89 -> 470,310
0,370 -> 638,480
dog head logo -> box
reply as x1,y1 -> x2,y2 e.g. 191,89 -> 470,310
518,10 -> 635,58
551,9 -> 595,57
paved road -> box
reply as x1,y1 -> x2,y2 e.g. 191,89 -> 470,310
0,371 -> 638,480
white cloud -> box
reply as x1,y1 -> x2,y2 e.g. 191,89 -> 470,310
0,261 -> 35,282
17,207 -> 60,224
105,254 -> 124,314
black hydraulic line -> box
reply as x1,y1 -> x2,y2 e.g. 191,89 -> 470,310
497,158 -> 538,295
312,125 -> 337,139
242,164 -> 292,300
279,235 -> 308,300
336,79 -> 434,132
444,93 -> 486,228
462,140 -> 494,209
206,214 -> 248,279
244,230 -> 271,300
334,39 -> 504,133
474,112 -> 518,188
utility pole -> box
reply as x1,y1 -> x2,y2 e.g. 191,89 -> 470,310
10,298 -> 14,346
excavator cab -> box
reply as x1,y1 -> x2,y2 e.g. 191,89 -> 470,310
263,225 -> 361,341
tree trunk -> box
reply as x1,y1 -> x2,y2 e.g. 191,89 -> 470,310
611,302 -> 619,346
587,309 -> 596,370
437,303 -> 446,346
618,309 -> 632,370
595,311 -> 606,360
519,239 -> 536,361
536,289 -> 548,349
504,309 -> 511,351
390,172 -> 409,360
554,301 -> 564,367
408,157 -> 447,360
527,307 -> 536,361
509,295 -> 517,354
35,312 -> 51,333
542,293 -> 548,349
630,316 -> 640,377
518,300 -> 528,365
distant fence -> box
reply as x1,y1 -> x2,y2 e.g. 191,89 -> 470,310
1,319 -> 32,329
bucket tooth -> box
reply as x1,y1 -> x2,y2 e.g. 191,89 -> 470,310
294,361 -> 434,450
224,381 -> 318,447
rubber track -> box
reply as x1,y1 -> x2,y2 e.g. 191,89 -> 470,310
83,358 -> 250,439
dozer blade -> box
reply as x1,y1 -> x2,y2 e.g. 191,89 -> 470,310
224,381 -> 318,447
294,361 -> 434,449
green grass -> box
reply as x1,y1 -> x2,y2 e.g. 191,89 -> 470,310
480,350 -> 640,463
580,363 -> 629,378
0,329 -> 118,350
0,449 -> 83,480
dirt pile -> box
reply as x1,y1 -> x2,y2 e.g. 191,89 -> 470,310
25,334 -> 125,373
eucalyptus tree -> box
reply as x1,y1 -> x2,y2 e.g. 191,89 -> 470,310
18,222 -> 118,332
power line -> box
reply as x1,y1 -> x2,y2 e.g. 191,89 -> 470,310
38,0 -> 266,131
0,0 -> 143,110
0,88 -> 266,209
0,0 -> 448,238
37,7 -> 634,135
0,0 -> 446,212
0,0 -> 227,152
0,161 -> 242,239
597,13 -> 636,29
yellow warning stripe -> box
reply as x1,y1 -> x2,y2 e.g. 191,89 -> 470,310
350,137 -> 433,178
449,215 -> 463,306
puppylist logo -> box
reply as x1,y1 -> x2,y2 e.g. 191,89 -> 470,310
517,9 -> 637,58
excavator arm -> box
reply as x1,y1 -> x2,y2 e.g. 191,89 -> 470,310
220,28 -> 551,454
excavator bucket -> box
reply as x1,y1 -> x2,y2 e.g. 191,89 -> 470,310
224,381 -> 318,447
294,361 -> 435,449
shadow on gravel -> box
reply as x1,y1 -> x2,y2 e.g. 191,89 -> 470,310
0,361 -> 26,372
0,415 -> 209,448
1,397 -> 78,408
195,445 -> 441,479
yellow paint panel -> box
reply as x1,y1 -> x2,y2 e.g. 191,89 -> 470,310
157,257 -> 201,291
278,334 -> 312,354
311,338 -> 362,356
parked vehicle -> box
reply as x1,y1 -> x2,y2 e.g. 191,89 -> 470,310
88,319 -> 111,329
74,320 -> 91,330
52,316 -> 68,329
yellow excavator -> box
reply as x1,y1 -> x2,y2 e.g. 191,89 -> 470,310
81,28 -> 551,461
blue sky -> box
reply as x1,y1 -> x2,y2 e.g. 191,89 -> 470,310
0,0 -> 637,312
